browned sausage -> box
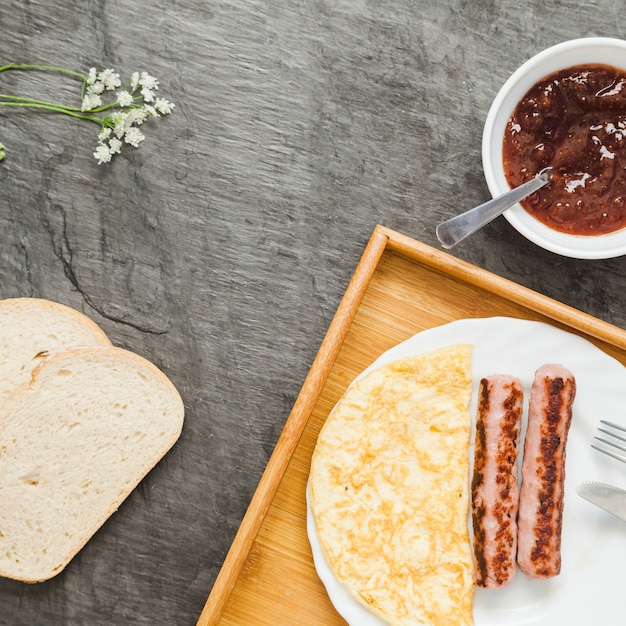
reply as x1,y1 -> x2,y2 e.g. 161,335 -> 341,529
472,375 -> 524,588
517,364 -> 576,579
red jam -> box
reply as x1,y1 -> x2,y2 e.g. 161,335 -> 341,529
503,64 -> 626,236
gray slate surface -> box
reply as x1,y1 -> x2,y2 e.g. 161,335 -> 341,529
2,1 -> 626,624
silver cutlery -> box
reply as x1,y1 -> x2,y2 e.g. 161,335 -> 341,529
577,481 -> 626,522
579,422 -> 626,520
592,420 -> 626,464
436,167 -> 553,249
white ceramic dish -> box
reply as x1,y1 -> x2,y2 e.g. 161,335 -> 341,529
482,37 -> 626,259
307,317 -> 626,625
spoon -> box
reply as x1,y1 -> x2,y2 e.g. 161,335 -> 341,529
436,167 -> 553,249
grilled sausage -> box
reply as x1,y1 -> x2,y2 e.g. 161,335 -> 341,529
517,364 -> 576,579
471,375 -> 524,588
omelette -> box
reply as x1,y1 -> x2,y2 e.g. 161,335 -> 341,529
309,344 -> 474,626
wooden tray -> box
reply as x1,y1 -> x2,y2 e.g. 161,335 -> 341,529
197,225 -> 626,625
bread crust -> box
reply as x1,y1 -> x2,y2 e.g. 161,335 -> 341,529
0,345 -> 184,583
0,297 -> 112,399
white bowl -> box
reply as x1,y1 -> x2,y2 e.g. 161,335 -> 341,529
482,37 -> 626,259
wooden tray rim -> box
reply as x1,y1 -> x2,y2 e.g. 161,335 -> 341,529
196,225 -> 626,625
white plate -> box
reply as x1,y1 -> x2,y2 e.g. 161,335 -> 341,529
307,317 -> 626,625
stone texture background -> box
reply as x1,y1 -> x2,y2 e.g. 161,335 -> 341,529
1,1 -> 625,624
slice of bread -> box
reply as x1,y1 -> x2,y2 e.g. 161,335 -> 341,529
0,346 -> 185,582
0,298 -> 111,399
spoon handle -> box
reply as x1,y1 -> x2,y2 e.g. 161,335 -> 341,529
436,168 -> 552,249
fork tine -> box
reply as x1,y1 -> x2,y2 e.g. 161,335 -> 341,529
598,427 -> 626,443
591,443 -> 626,464
595,435 -> 626,453
593,421 -> 626,464
600,419 -> 626,433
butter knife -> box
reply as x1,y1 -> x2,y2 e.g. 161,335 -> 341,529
577,481 -> 626,521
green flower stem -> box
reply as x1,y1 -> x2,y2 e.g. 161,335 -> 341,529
0,93 -> 128,117
0,93 -> 83,112
0,101 -> 102,124
0,63 -> 90,102
0,64 -> 87,82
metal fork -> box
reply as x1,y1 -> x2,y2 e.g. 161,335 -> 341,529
593,420 -> 626,463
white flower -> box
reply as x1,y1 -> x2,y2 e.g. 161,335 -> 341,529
93,144 -> 112,164
98,126 -> 112,141
81,93 -> 103,111
87,67 -> 98,85
111,112 -> 128,138
116,90 -> 134,107
99,68 -> 121,90
127,107 -> 149,125
154,98 -> 174,115
87,80 -> 105,95
140,86 -> 155,102
130,72 -> 140,90
112,108 -> 144,132
124,127 -> 145,147
139,71 -> 159,90
108,137 -> 123,154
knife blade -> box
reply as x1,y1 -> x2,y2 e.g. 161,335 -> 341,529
577,481 -> 626,521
